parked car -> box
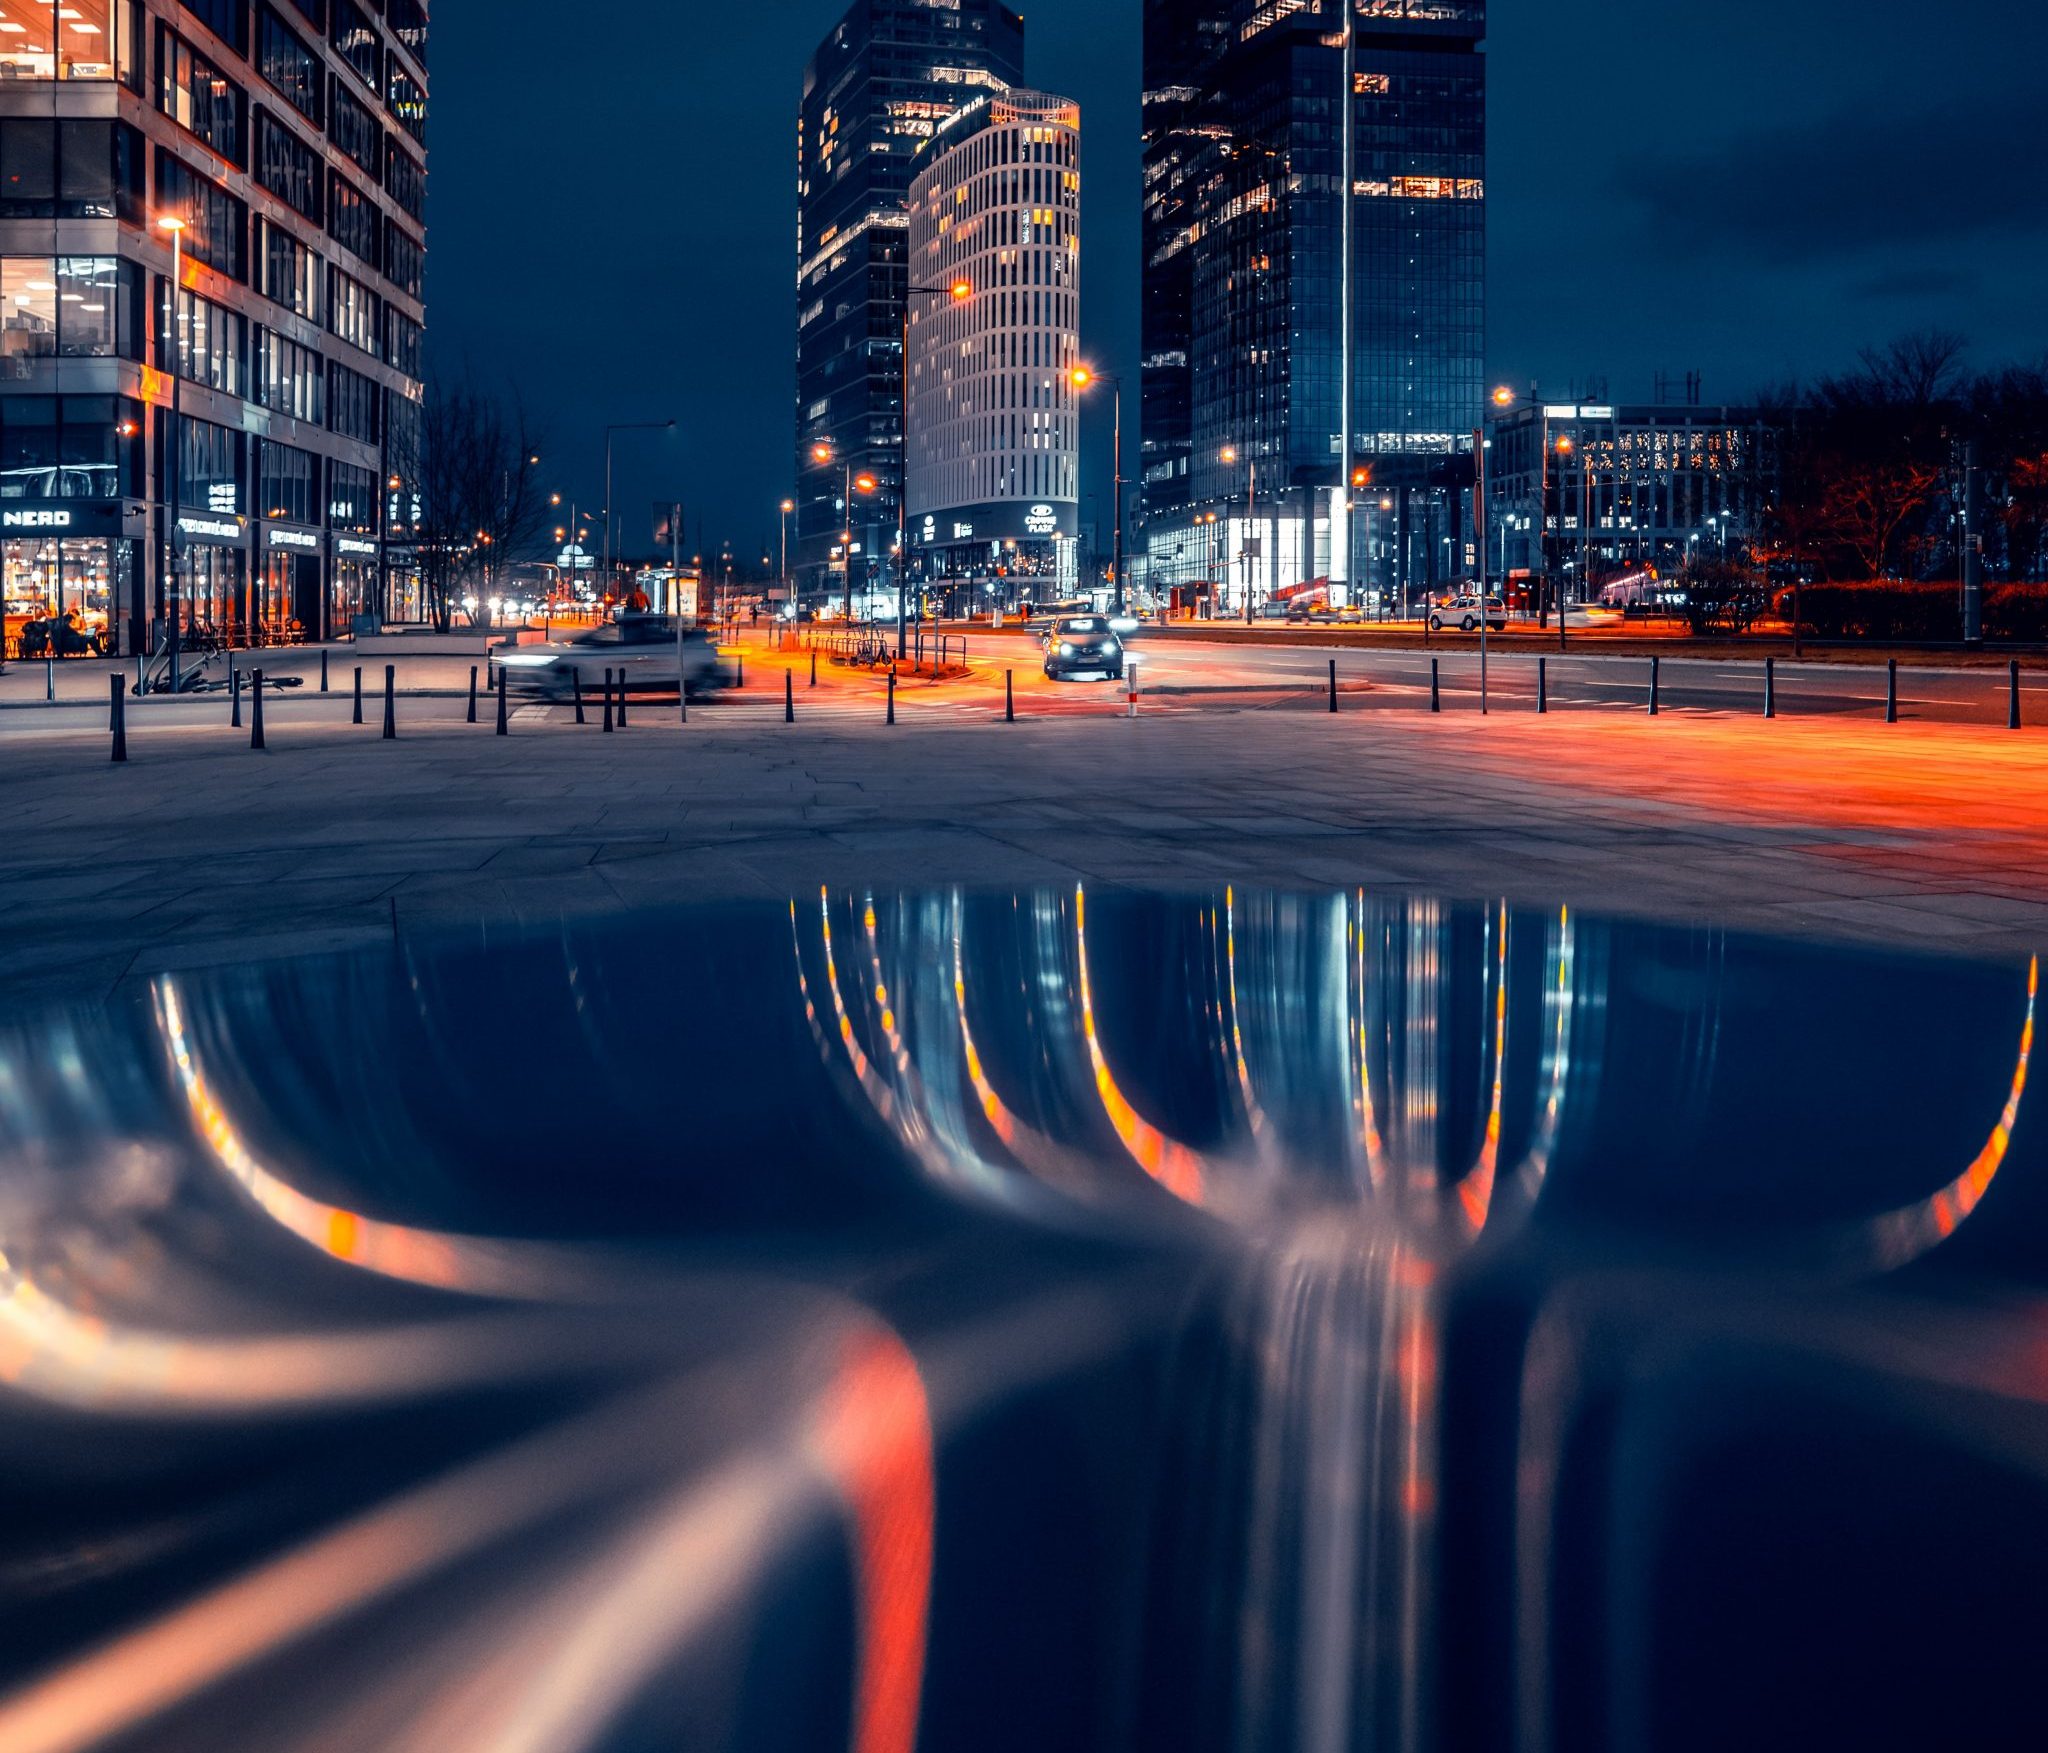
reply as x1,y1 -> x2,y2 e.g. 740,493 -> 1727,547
489,614 -> 721,699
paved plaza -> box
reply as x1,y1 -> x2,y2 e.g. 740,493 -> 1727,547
5,676 -> 2048,1009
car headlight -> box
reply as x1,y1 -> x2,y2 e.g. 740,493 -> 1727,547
493,652 -> 560,669
1059,642 -> 1077,656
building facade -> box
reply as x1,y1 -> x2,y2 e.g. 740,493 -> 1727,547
1139,0 -> 1484,614
795,0 -> 1024,607
905,86 -> 1080,605
1485,400 -> 1781,595
0,0 -> 427,659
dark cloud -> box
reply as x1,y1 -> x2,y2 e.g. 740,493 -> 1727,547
1851,267 -> 1982,302
1615,90 -> 2048,264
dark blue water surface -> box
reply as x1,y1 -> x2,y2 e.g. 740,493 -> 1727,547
0,890 -> 2042,1753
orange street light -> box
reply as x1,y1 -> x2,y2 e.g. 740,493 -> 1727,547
950,279 -> 973,300
1069,366 -> 1094,390
812,442 -> 835,463
853,473 -> 878,495
1352,467 -> 1372,489
1493,385 -> 1515,407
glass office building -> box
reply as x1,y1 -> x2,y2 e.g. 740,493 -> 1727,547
795,0 -> 1024,606
1140,0 -> 1484,613
1,0 -> 428,660
905,87 -> 1081,605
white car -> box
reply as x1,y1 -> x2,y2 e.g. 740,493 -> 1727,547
489,615 -> 722,700
1427,596 -> 1508,634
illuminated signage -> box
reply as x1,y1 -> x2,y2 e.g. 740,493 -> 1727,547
176,514 -> 244,541
1,509 -> 72,530
952,521 -> 974,540
921,514 -> 936,542
207,483 -> 238,514
267,526 -> 320,550
1024,503 -> 1058,536
335,536 -> 379,557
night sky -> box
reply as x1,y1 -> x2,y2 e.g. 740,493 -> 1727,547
427,0 -> 2043,565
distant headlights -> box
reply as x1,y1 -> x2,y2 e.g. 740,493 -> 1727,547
493,652 -> 560,669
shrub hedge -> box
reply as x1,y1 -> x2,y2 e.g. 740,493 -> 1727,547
1776,583 -> 2048,643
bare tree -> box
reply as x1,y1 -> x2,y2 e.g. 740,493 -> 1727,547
400,372 -> 551,632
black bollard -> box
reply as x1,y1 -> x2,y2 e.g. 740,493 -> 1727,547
887,667 -> 897,726
1649,656 -> 1660,717
616,670 -> 629,727
320,648 -> 329,693
230,663 -> 242,729
1006,668 -> 1014,723
1765,656 -> 1776,720
785,667 -> 794,723
810,648 -> 818,688
737,654 -> 744,690
572,666 -> 585,725
1430,657 -> 1440,713
382,665 -> 396,739
603,668 -> 614,733
353,666 -> 364,725
1538,656 -> 1548,715
250,669 -> 266,750
1328,657 -> 1338,714
110,673 -> 127,764
1886,659 -> 1898,725
467,664 -> 478,724
2012,660 -> 2023,731
495,666 -> 509,736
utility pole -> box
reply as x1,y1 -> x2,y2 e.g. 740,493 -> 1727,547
1963,439 -> 1985,644
1337,1 -> 1355,610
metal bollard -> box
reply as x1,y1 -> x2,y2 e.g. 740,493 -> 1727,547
45,653 -> 54,702
616,670 -> 629,727
495,666 -> 509,736
230,663 -> 242,729
810,648 -> 818,688
1538,656 -> 1548,715
2012,660 -> 2023,731
1126,661 -> 1139,719
1886,658 -> 1898,725
1328,657 -> 1338,714
320,648 -> 329,693
353,666 -> 364,725
572,666 -> 585,725
250,669 -> 266,750
602,668 -> 615,733
736,654 -> 744,690
110,674 -> 127,764
1649,656 -> 1660,717
1765,656 -> 1776,720
887,668 -> 896,726
467,665 -> 479,724
1006,668 -> 1014,723
1430,657 -> 1440,713
382,665 -> 396,739
785,667 -> 794,723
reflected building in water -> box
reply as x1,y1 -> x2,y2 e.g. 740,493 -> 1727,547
0,0 -> 428,656
1138,0 -> 1485,617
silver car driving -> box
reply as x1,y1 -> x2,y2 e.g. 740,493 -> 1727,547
489,615 -> 722,700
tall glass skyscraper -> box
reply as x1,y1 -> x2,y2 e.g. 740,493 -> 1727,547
1140,0 -> 1484,613
795,0 -> 1024,603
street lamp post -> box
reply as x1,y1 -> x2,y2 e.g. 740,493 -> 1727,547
1069,367 -> 1125,612
779,498 -> 795,624
900,279 -> 972,657
602,419 -> 676,612
1222,447 -> 1259,623
157,214 -> 186,692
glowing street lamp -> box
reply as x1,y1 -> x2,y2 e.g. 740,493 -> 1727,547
1070,365 -> 1127,610
896,277 -> 974,654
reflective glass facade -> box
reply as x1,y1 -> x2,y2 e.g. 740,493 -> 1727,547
794,0 -> 1024,596
1142,0 -> 1485,610
0,0 -> 428,658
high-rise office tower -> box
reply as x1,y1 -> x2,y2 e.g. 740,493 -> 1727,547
905,86 -> 1082,606
1140,0 -> 1484,613
0,0 -> 429,655
795,0 -> 1024,605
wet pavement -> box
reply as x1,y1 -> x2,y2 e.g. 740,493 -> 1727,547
0,889 -> 2044,1751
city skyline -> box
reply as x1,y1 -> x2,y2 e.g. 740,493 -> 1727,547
423,0 -> 2042,566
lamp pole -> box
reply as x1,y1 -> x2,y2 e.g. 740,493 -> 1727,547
1068,367 -> 1125,610
602,419 -> 676,612
1222,448 -> 1259,623
157,214 -> 186,692
900,279 -> 972,657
